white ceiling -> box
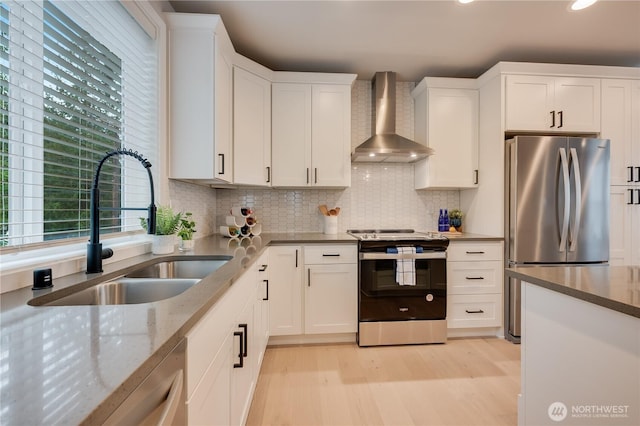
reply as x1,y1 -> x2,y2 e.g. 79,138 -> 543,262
167,0 -> 640,82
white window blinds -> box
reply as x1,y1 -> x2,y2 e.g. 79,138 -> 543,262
0,0 -> 158,248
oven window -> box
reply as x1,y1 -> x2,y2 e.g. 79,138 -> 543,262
360,258 -> 446,296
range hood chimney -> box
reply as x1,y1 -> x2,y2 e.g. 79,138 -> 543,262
351,71 -> 434,163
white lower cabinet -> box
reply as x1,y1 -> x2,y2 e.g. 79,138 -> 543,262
609,185 -> 640,266
185,249 -> 269,426
268,246 -> 303,335
446,240 -> 504,333
305,252 -> 357,334
270,244 -> 358,339
255,252 -> 270,370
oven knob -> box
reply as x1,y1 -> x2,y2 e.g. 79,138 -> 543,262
426,294 -> 434,302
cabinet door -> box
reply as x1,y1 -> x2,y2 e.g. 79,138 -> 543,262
311,84 -> 351,187
610,185 -> 639,266
305,264 -> 357,334
415,88 -> 478,189
633,80 -> 640,183
255,251 -> 270,368
231,302 -> 255,426
505,75 -> 555,131
602,79 -> 633,186
167,15 -> 233,182
187,332 -> 232,426
233,67 -> 271,186
214,42 -> 234,182
272,84 -> 312,186
268,246 -> 303,335
554,77 -> 600,132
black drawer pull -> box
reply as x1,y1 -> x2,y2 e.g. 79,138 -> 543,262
259,264 -> 268,272
465,276 -> 485,280
218,153 -> 225,175
629,189 -> 634,205
557,110 -> 563,128
628,166 -> 634,183
233,331 -> 244,368
263,279 -> 269,301
239,324 -> 248,357
465,251 -> 485,254
322,254 -> 341,257
636,166 -> 640,183
550,110 -> 556,128
465,309 -> 485,314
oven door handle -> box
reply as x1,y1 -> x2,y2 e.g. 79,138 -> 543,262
359,252 -> 446,260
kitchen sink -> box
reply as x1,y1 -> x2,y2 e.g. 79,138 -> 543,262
29,257 -> 232,306
39,278 -> 200,306
125,258 -> 231,279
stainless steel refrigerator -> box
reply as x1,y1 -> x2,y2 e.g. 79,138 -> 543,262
505,136 -> 610,342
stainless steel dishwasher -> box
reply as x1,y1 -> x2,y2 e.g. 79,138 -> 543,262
104,339 -> 186,425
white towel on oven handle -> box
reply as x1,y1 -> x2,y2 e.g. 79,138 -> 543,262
395,246 -> 416,286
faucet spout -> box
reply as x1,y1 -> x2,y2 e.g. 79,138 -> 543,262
87,149 -> 156,274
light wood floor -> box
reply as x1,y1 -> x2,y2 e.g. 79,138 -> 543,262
247,337 -> 520,426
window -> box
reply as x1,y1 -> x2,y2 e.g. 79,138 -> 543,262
0,0 -> 158,248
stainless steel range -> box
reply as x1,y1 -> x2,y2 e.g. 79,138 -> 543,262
348,229 -> 449,346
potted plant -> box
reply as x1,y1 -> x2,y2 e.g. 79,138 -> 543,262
449,209 -> 463,232
178,212 -> 197,251
140,205 -> 182,254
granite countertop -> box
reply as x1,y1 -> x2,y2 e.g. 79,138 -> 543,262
0,230 -> 494,425
506,265 -> 640,318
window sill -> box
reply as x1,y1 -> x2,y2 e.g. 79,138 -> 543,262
0,235 -> 154,294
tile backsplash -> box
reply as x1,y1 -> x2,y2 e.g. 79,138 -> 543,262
215,163 -> 459,233
172,79 -> 460,236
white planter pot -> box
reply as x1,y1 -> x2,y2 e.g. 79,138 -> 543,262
179,239 -> 195,252
152,235 -> 176,254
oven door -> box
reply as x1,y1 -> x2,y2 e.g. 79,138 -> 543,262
359,252 -> 446,321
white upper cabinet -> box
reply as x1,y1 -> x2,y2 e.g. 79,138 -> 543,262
602,79 -> 640,186
233,66 -> 272,186
271,84 -> 312,187
271,73 -> 356,187
505,75 -> 601,133
412,79 -> 479,189
167,13 -> 234,183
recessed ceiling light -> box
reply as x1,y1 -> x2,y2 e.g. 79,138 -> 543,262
570,0 -> 598,11
369,153 -> 375,157
410,153 -> 417,158
458,0 -> 474,4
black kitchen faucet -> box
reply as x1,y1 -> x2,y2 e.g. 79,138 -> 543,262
86,149 -> 156,273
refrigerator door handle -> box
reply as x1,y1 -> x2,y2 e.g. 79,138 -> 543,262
559,148 -> 570,252
569,148 -> 582,252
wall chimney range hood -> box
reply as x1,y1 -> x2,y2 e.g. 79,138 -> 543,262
352,72 -> 433,163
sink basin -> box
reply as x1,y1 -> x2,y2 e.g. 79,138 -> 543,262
30,257 -> 232,306
39,278 -> 200,306
125,259 -> 230,279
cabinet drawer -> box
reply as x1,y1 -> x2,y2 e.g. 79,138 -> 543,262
304,245 -> 357,264
447,241 -> 503,261
447,293 -> 502,328
447,260 -> 503,294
